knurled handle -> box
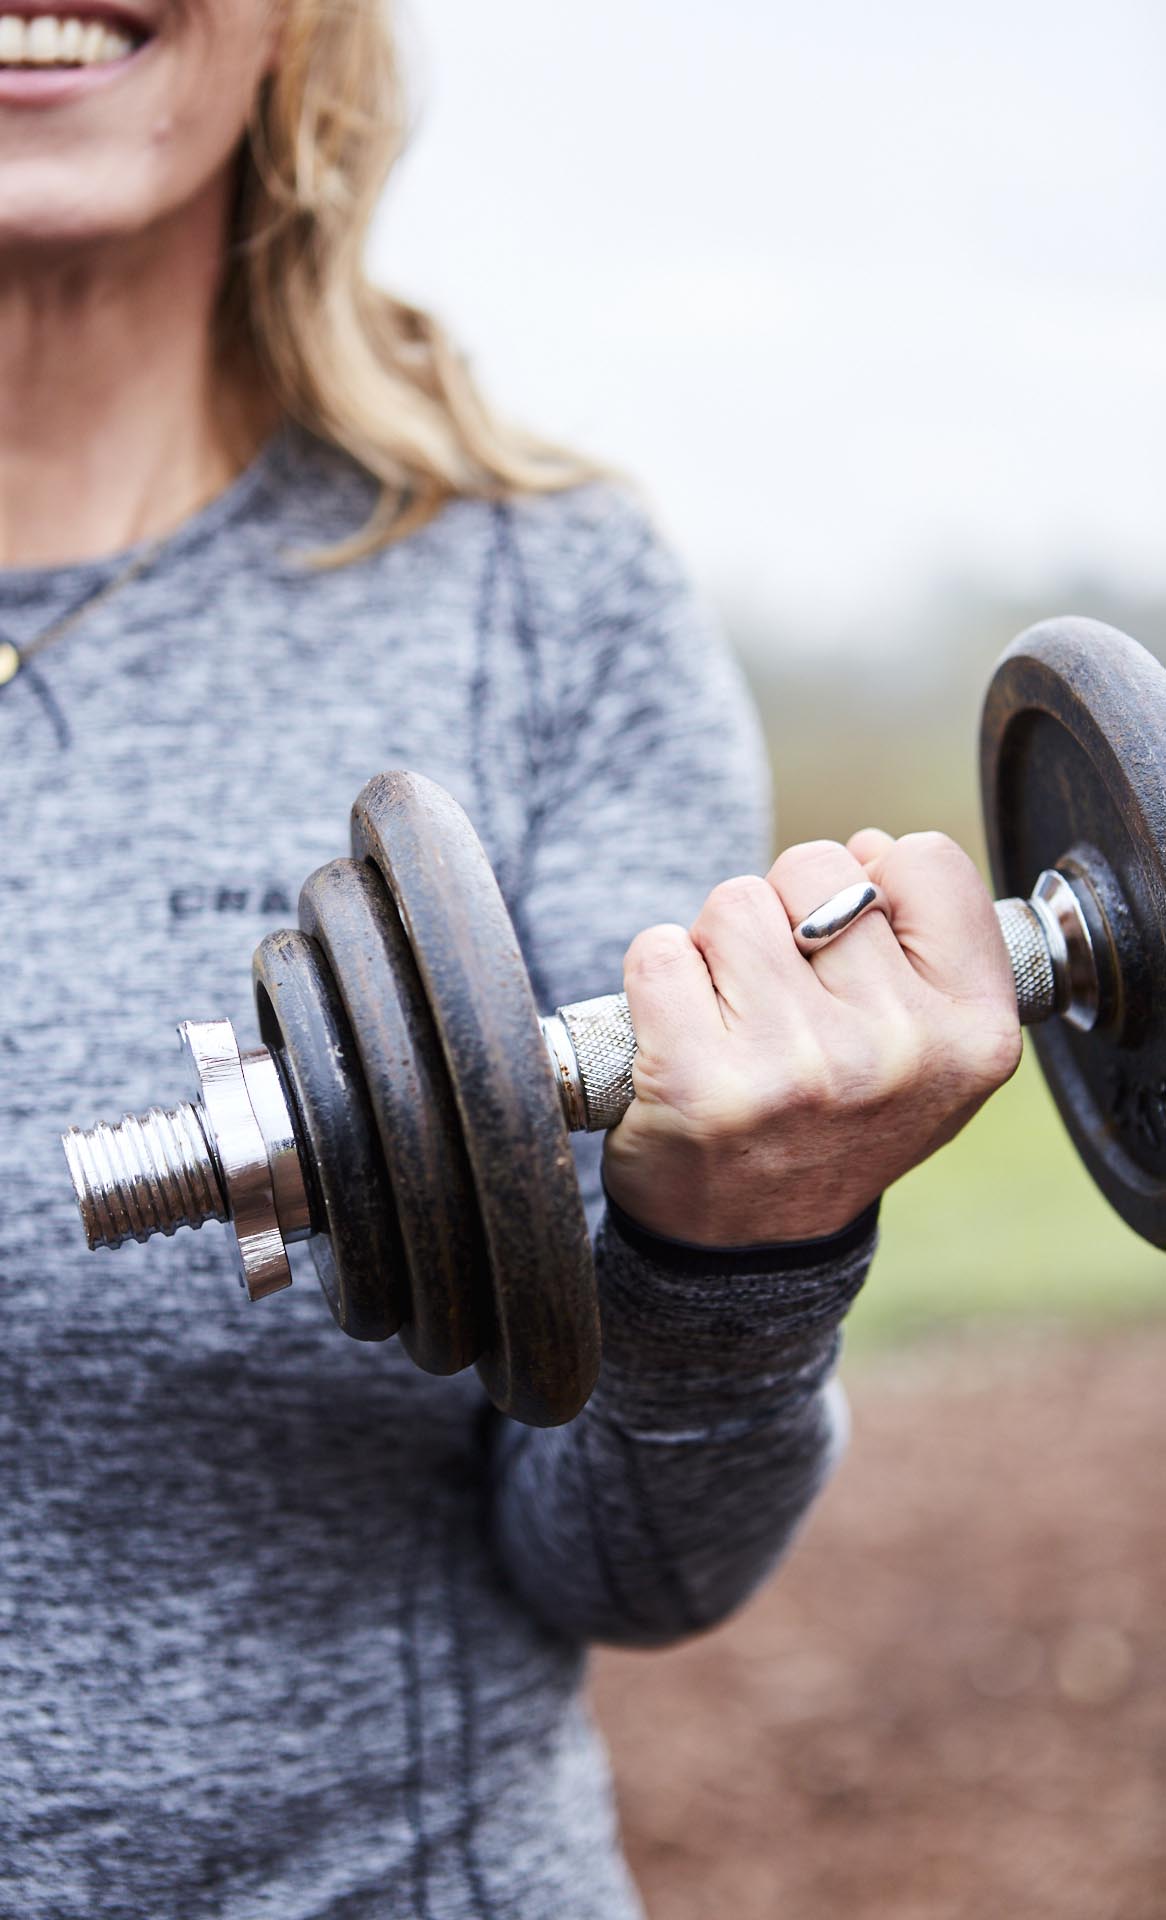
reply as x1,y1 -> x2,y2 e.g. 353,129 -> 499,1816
547,896 -> 1062,1134
994,898 -> 1057,1023
554,994 -> 639,1133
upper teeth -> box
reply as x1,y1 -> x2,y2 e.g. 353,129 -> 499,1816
0,15 -> 137,65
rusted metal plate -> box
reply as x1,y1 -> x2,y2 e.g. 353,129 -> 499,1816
981,618 -> 1166,1249
253,928 -> 405,1340
298,857 -> 485,1376
352,771 -> 600,1427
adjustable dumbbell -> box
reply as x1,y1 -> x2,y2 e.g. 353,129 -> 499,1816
63,618 -> 1166,1426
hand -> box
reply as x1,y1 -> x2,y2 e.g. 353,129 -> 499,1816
601,830 -> 1022,1246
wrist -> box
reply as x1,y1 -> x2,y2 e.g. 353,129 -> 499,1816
602,1177 -> 882,1275
601,1136 -> 881,1248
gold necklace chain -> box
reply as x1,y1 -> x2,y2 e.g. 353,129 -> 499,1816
0,534 -> 165,690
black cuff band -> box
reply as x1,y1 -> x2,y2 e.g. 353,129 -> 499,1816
602,1188 -> 882,1277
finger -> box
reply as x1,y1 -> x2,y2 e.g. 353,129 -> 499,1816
864,831 -> 1013,1007
688,873 -> 805,1024
621,922 -> 725,1095
766,838 -> 912,1005
847,827 -> 896,870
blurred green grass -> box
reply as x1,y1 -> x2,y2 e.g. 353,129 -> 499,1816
847,1044 -> 1166,1349
735,584 -> 1166,1347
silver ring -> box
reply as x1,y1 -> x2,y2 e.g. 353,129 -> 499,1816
793,880 -> 891,956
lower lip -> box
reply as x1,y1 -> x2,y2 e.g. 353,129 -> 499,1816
0,42 -> 152,106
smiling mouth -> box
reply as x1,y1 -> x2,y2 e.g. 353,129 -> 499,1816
0,13 -> 149,68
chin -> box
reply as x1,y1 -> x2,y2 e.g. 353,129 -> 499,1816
0,152 -> 193,255
0,191 -> 143,253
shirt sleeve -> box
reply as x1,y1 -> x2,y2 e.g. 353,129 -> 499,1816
483,485 -> 878,1646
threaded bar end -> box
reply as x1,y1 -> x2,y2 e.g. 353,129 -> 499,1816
62,1103 -> 228,1251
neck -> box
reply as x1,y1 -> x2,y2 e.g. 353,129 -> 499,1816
0,176 -> 273,568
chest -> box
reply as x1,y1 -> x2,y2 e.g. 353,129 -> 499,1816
0,557 -> 539,1399
3,562 -> 538,1099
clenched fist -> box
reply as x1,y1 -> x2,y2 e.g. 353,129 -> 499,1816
602,830 -> 1022,1246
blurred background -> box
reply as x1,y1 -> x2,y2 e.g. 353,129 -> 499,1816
376,4 -> 1165,1913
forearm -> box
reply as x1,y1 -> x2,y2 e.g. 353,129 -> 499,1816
483,486 -> 874,1643
488,1201 -> 876,1647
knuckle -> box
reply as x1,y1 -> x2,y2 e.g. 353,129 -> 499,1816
812,1011 -> 928,1118
639,1061 -> 751,1138
867,1009 -> 928,1092
704,872 -> 770,915
963,1016 -> 1023,1090
895,828 -> 968,874
770,838 -> 848,886
847,826 -> 893,862
681,1035 -> 834,1138
768,1029 -> 836,1116
624,923 -> 692,981
793,838 -> 849,860
900,828 -> 955,854
923,994 -> 1021,1104
851,1039 -> 922,1115
703,1064 -> 770,1135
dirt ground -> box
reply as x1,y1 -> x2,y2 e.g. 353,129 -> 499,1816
593,1325 -> 1166,1920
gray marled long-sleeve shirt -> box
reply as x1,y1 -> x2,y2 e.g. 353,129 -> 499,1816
0,428 -> 875,1918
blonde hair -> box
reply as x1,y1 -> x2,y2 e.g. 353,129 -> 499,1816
224,0 -> 593,559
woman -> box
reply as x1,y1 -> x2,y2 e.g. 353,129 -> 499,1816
0,4 -> 1019,1915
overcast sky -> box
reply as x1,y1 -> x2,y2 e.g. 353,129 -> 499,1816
371,1 -> 1164,655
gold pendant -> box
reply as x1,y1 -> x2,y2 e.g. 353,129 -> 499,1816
0,641 -> 20,688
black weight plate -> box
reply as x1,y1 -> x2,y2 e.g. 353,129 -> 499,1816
253,927 -> 405,1340
352,771 -> 600,1426
981,617 -> 1166,1249
298,857 -> 485,1375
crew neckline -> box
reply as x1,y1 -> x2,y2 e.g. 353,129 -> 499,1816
0,421 -> 297,600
